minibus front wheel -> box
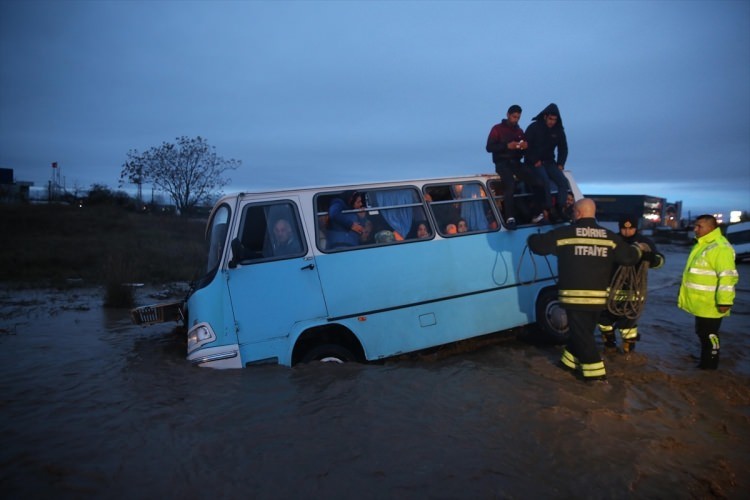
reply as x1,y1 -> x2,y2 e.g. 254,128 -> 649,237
302,344 -> 357,364
535,287 -> 569,344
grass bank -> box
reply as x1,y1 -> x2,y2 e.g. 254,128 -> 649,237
1,204 -> 207,289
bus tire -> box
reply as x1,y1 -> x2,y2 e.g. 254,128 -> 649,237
302,344 -> 356,364
535,288 -> 569,344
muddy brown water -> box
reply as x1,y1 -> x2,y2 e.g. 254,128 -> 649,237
1,245 -> 749,499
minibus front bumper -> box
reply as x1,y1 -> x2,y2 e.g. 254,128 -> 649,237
187,322 -> 242,369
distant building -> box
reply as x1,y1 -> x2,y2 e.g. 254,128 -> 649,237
0,167 -> 33,203
586,194 -> 682,230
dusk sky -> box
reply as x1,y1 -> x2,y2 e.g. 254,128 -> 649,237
1,0 -> 748,218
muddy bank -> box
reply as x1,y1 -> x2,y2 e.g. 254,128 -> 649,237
0,245 -> 748,499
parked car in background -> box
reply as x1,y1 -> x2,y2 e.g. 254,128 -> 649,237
726,221 -> 750,262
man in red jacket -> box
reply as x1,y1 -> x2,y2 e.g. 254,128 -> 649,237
486,104 -> 545,229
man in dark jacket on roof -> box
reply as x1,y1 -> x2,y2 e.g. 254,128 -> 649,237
528,198 -> 645,382
525,103 -> 571,222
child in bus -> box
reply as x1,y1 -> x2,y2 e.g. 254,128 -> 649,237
457,218 -> 469,233
416,221 -> 431,239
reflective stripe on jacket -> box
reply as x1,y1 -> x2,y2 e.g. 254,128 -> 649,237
527,218 -> 641,311
678,227 -> 738,318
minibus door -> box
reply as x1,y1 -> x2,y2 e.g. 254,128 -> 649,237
225,199 -> 327,356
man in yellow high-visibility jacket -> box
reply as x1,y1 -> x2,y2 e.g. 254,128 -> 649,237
678,214 -> 739,369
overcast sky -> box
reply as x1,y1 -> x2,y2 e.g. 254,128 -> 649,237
1,0 -> 748,218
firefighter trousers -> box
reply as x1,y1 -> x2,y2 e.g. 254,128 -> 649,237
561,309 -> 606,379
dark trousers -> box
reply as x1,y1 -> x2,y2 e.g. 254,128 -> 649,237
567,309 -> 603,365
695,316 -> 723,368
536,161 -> 571,212
494,160 -> 546,219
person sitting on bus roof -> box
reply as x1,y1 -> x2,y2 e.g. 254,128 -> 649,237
486,104 -> 546,229
524,103 -> 571,223
327,190 -> 366,248
271,218 -> 302,257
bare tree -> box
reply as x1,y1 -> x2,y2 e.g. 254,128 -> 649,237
120,136 -> 240,215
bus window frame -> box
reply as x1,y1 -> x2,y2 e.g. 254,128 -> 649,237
314,185 -> 434,252
233,199 -> 308,266
424,180 -> 499,237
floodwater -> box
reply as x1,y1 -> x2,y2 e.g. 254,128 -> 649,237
1,245 -> 749,499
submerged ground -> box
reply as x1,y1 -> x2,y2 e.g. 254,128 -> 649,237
0,244 -> 748,499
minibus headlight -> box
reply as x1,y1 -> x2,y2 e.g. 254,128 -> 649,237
187,322 -> 216,352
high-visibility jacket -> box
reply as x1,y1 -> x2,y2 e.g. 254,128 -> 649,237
678,227 -> 738,318
527,218 -> 642,310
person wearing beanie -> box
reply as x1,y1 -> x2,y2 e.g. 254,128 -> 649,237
598,215 -> 665,354
524,103 -> 571,223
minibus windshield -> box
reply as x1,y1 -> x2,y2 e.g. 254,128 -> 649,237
206,204 -> 230,273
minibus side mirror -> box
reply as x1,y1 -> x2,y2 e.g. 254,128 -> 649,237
229,237 -> 245,269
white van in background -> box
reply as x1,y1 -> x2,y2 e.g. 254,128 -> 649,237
726,221 -> 750,262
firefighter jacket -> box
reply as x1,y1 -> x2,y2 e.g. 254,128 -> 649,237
527,218 -> 642,310
678,227 -> 738,318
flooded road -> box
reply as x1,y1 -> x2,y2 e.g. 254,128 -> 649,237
1,245 -> 749,499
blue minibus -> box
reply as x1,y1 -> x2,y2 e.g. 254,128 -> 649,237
132,173 -> 581,368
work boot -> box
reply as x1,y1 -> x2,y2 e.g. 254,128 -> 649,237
622,341 -> 636,353
698,334 -> 720,369
585,375 -> 608,384
601,332 -> 617,351
698,354 -> 719,370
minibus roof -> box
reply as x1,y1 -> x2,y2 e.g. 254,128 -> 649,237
222,172 -> 501,200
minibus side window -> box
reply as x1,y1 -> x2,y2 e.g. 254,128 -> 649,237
425,182 -> 497,236
315,187 -> 432,250
234,202 -> 306,263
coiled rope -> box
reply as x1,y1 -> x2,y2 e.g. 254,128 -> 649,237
607,261 -> 650,319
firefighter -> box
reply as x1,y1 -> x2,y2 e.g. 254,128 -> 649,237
598,215 -> 665,353
678,214 -> 738,369
527,198 -> 644,381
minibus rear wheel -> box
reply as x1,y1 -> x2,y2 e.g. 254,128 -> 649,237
302,344 -> 356,364
535,287 -> 569,344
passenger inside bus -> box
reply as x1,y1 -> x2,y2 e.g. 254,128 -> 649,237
415,221 -> 431,239
457,218 -> 469,233
327,190 -> 366,248
271,218 -> 301,257
359,219 -> 374,244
